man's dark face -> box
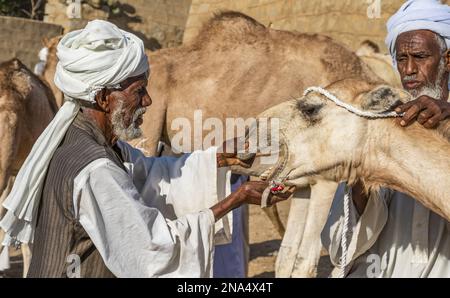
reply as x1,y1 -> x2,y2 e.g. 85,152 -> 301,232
108,74 -> 152,141
395,30 -> 449,98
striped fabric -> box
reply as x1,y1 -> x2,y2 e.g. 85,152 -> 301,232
27,112 -> 126,278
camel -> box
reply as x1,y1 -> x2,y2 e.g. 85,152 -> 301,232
0,58 -> 58,277
356,40 -> 402,89
233,78 -> 450,223
39,12 -> 403,277
38,36 -> 63,108
141,12 -> 382,156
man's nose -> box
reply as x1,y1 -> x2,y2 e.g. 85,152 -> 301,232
141,90 -> 152,107
405,57 -> 418,76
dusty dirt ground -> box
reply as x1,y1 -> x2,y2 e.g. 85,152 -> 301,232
248,200 -> 334,278
1,199 -> 334,278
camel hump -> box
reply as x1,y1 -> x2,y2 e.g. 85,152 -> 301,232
0,58 -> 32,98
193,10 -> 266,46
210,11 -> 263,28
356,39 -> 380,56
0,58 -> 25,72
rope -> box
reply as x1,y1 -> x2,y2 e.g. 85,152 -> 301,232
303,86 -> 404,119
302,86 -> 403,278
339,186 -> 352,278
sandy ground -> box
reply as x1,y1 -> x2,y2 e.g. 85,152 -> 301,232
248,200 -> 334,278
1,199 -> 334,278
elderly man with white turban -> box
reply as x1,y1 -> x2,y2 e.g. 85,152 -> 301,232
0,20 -> 287,278
321,0 -> 450,278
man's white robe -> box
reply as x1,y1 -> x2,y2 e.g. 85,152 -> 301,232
72,142 -> 232,277
321,184 -> 450,278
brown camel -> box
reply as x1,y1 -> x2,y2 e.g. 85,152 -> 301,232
140,12 -> 382,156
356,40 -> 402,88
0,58 -> 58,277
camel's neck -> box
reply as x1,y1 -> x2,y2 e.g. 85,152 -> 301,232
357,120 -> 450,219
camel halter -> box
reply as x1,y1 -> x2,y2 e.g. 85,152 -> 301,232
303,87 -> 404,119
302,86 -> 405,278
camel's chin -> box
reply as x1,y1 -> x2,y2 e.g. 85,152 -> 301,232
284,177 -> 311,188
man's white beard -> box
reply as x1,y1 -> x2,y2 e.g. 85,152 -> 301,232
406,58 -> 446,99
111,100 -> 146,141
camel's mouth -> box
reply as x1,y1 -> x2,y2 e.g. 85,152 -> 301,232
231,128 -> 292,183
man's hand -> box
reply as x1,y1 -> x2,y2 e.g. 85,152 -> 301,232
216,137 -> 254,168
395,95 -> 450,128
210,181 -> 293,221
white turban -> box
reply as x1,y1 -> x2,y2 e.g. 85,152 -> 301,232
386,0 -> 450,63
0,20 -> 149,246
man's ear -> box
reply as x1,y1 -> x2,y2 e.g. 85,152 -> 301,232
360,85 -> 411,112
94,89 -> 111,113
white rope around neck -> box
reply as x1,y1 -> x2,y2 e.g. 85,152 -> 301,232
302,86 -> 403,278
303,86 -> 404,119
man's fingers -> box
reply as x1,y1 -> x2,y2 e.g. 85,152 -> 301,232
269,195 -> 289,205
400,104 -> 423,126
423,113 -> 442,129
417,108 -> 435,125
395,101 -> 415,114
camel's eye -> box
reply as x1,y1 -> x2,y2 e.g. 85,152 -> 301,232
297,101 -> 323,118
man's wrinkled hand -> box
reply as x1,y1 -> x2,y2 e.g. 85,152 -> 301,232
231,181 -> 294,207
395,95 -> 450,129
216,137 -> 255,168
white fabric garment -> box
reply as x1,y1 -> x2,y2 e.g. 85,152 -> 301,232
55,20 -> 148,102
321,183 -> 450,278
0,20 -> 149,246
385,0 -> 450,88
73,144 -> 232,277
33,47 -> 49,76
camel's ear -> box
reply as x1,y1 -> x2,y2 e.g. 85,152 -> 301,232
360,85 -> 411,112
356,40 -> 379,56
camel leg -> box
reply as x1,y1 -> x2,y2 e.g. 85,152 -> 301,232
0,111 -> 18,198
0,176 -> 15,273
0,176 -> 14,216
0,177 -> 31,278
21,244 -> 32,278
275,188 -> 311,277
291,181 -> 337,277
